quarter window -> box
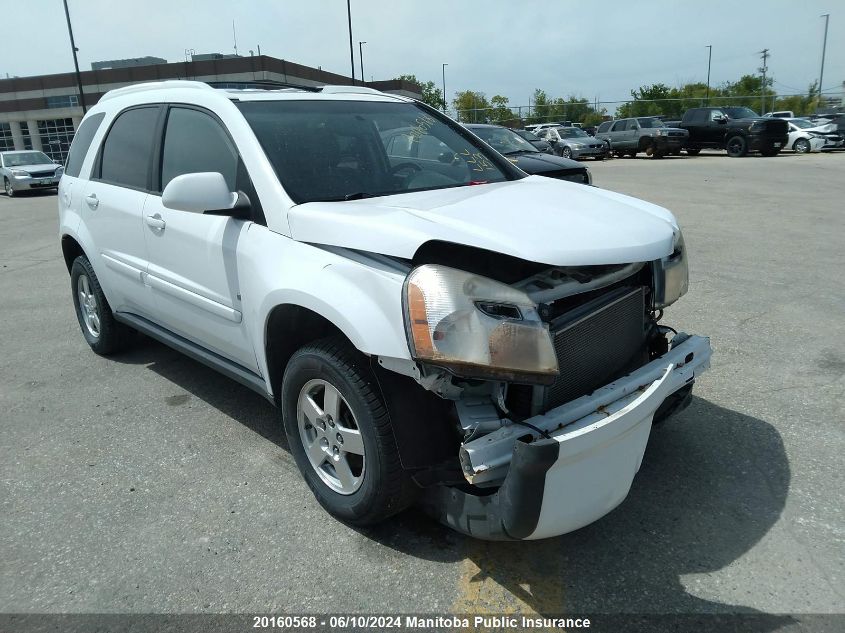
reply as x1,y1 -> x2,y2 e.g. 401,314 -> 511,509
160,108 -> 238,191
99,107 -> 160,189
65,113 -> 105,178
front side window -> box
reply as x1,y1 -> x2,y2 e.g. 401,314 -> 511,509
160,107 -> 238,191
236,100 -> 519,203
597,121 -> 612,133
723,107 -> 759,120
611,120 -> 628,132
637,117 -> 665,128
65,113 -> 105,178
99,107 -> 160,189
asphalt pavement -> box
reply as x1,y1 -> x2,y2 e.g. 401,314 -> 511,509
0,151 -> 843,624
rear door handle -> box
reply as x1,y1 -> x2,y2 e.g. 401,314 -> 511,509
85,193 -> 99,209
145,214 -> 166,230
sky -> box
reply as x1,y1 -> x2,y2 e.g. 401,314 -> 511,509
3,0 -> 843,110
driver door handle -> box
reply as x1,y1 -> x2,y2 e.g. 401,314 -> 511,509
85,193 -> 99,209
145,214 -> 166,230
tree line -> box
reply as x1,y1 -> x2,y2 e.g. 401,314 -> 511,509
396,73 -> 823,126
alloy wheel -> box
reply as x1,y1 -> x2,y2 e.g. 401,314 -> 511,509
297,379 -> 365,495
76,274 -> 101,338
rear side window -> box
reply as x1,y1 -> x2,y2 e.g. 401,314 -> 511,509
160,107 -> 238,191
64,113 -> 105,178
99,107 -> 160,189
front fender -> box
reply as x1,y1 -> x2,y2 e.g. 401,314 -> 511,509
238,226 -> 411,393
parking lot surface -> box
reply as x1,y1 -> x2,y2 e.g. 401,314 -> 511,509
1,152 -> 843,619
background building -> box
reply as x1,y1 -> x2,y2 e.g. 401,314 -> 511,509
0,55 -> 421,162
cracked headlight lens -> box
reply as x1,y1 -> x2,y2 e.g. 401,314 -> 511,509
404,265 -> 558,384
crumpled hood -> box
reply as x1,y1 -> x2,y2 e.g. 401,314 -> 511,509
288,176 -> 679,266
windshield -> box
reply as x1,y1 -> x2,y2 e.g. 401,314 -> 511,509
236,100 -> 517,203
637,117 -> 666,128
514,129 -> 542,142
2,151 -> 53,167
790,119 -> 815,129
469,126 -> 539,154
557,127 -> 590,139
723,107 -> 760,120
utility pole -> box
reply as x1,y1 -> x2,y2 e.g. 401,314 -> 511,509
758,48 -> 769,114
232,20 -> 238,56
62,0 -> 86,113
441,63 -> 448,113
705,45 -> 712,105
346,0 -> 355,83
358,42 -> 366,85
819,13 -> 830,110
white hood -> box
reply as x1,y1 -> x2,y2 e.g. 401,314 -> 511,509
288,176 -> 679,266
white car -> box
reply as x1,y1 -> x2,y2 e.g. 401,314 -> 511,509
763,110 -> 794,119
59,81 -> 711,540
786,119 -> 839,153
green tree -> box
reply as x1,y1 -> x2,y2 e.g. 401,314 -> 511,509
489,95 -> 515,123
395,74 -> 444,110
452,90 -> 491,123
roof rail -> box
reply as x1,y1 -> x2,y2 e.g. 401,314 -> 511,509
320,85 -> 383,95
99,80 -> 215,102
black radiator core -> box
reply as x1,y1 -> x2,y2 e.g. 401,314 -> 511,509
538,286 -> 647,412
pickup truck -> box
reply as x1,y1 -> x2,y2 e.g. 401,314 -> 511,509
667,107 -> 788,157
595,117 -> 688,159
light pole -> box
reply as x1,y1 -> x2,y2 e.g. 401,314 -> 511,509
62,0 -> 86,113
705,45 -> 712,105
441,63 -> 448,113
819,13 -> 830,109
358,41 -> 366,85
346,0 -> 355,83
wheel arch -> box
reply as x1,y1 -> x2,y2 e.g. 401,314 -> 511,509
264,303 -> 353,405
61,234 -> 88,274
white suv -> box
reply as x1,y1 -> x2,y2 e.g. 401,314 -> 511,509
59,80 -> 711,540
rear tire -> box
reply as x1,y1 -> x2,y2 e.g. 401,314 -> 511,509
70,255 -> 129,355
685,148 -> 701,156
281,336 -> 417,526
725,135 -> 748,157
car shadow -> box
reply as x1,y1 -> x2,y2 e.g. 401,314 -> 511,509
363,397 -> 793,628
114,339 -> 793,628
112,336 -> 288,450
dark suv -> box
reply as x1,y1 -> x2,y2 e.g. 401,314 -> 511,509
671,107 -> 788,157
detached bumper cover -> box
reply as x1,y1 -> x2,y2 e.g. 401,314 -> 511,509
424,334 -> 712,540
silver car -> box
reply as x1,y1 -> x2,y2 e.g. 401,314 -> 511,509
1,150 -> 63,197
536,126 -> 608,160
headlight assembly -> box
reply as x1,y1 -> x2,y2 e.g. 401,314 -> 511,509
11,169 -> 29,177
404,265 -> 559,384
652,229 -> 689,309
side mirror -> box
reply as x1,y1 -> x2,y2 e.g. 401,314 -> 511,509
162,172 -> 250,219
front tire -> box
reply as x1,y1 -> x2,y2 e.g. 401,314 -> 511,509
792,138 -> 810,154
726,135 -> 748,157
685,148 -> 701,156
70,255 -> 128,355
281,336 -> 416,526
4,178 -> 14,197
561,146 -> 573,159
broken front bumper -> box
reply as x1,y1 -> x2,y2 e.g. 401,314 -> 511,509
424,334 -> 712,540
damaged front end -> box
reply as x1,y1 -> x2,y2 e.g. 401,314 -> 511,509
378,237 -> 711,540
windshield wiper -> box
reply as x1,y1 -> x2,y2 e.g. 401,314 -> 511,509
343,192 -> 377,201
